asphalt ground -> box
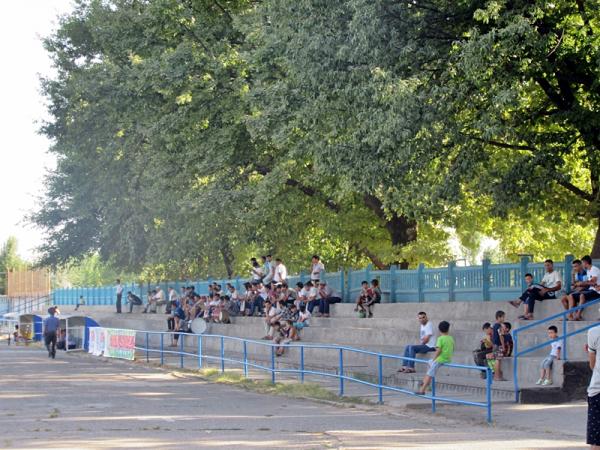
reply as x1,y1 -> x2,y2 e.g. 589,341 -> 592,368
0,345 -> 586,449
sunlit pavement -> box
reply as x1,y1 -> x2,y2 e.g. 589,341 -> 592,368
0,345 -> 586,449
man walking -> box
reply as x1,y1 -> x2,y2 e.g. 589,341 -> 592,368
116,279 -> 123,313
398,312 -> 436,373
43,307 -> 60,359
587,325 -> 600,449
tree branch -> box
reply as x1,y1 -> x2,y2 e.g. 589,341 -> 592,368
556,178 -> 594,202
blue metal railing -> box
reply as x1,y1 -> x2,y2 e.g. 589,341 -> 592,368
3,296 -> 51,317
513,297 -> 600,402
131,330 -> 493,423
50,254 -> 585,305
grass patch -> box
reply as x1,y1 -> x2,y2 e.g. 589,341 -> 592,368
48,408 -> 60,419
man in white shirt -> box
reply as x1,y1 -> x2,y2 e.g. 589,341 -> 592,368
571,255 -> 600,321
115,279 -> 123,314
398,312 -> 436,373
317,281 -> 342,317
519,259 -> 562,321
303,281 -> 319,314
273,258 -> 288,283
310,255 -> 325,283
262,255 -> 274,285
587,326 -> 600,448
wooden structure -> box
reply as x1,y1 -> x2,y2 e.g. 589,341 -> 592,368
7,269 -> 51,297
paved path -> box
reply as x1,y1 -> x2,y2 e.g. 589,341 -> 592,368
0,346 -> 586,449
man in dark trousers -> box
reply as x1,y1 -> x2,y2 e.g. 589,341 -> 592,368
116,279 -> 123,313
43,307 -> 60,359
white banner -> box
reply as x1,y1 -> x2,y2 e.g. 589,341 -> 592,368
88,327 -> 135,360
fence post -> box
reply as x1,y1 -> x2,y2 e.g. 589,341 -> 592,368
339,268 -> 345,303
339,348 -> 344,396
243,340 -> 248,377
562,315 -> 569,361
377,355 -> 383,404
300,346 -> 305,383
220,336 -> 225,373
431,376 -> 436,413
513,332 -> 519,403
482,258 -> 490,302
390,265 -> 397,303
520,256 -> 530,291
198,335 -> 203,369
417,263 -> 425,303
564,254 -> 574,294
145,332 -> 149,363
447,261 -> 456,302
160,334 -> 164,366
271,345 -> 276,384
179,333 -> 184,368
486,368 -> 492,423
346,269 -> 352,302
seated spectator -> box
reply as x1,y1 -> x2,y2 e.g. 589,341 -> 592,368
509,260 -> 562,320
317,281 -> 342,317
154,286 -> 167,311
142,290 -> 157,313
127,291 -> 143,313
275,320 -> 299,356
398,312 -> 436,373
295,282 -> 306,306
281,282 -> 297,307
537,325 -> 561,386
354,280 -> 374,318
561,259 -> 587,319
249,282 -> 267,316
569,255 -> 600,321
74,295 -> 85,311
263,300 -> 282,339
239,282 -> 253,316
293,304 -> 311,330
415,321 -> 454,395
303,282 -> 319,314
56,329 -> 76,351
364,279 -> 381,317
473,322 -> 493,379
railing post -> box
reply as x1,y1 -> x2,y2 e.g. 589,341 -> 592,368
339,348 -> 344,396
448,261 -> 456,302
300,346 -> 305,383
346,270 -> 352,302
390,265 -> 397,303
520,256 -> 530,291
145,332 -> 149,363
481,367 -> 491,424
198,334 -> 203,369
431,376 -> 436,414
513,333 -> 519,403
482,258 -> 491,302
160,334 -> 164,366
220,336 -> 225,373
271,345 -> 276,384
564,254 -> 574,294
377,355 -> 383,404
339,269 -> 345,303
243,340 -> 248,377
366,264 -> 372,283
417,263 -> 425,303
562,316 -> 568,362
179,333 -> 184,368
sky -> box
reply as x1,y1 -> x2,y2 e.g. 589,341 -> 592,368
0,0 -> 74,260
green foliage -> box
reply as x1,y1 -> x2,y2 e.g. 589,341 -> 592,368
54,254 -> 134,287
32,0 -> 600,279
0,237 -> 28,272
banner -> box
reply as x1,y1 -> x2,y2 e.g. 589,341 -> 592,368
104,328 -> 136,360
88,327 -> 136,360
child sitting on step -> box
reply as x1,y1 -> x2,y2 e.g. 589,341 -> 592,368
537,325 -> 562,386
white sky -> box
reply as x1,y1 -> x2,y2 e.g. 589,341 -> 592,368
0,0 -> 74,260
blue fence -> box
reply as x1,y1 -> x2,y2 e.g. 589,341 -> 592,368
51,255 -> 578,305
132,330 -> 493,422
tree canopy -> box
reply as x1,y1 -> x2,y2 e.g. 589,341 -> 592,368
32,0 -> 600,278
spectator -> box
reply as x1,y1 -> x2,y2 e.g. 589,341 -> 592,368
142,290 -> 156,313
275,320 -> 299,356
74,295 -> 85,311
398,312 -> 436,374
295,282 -> 306,306
570,255 -> 600,321
43,307 -> 60,359
311,255 -> 325,283
115,279 -> 123,314
303,281 -> 319,314
166,287 -> 178,314
127,291 -> 143,313
492,310 -> 507,381
251,259 -> 264,282
510,260 -> 562,320
281,282 -> 297,307
502,322 -> 513,357
509,272 -> 534,308
154,286 -> 167,311
273,258 -> 288,284
561,259 -> 587,319
294,304 -> 311,330
263,300 -> 282,339
317,281 -> 342,317
415,321 -> 454,395
354,281 -> 374,318
56,329 -> 76,351
239,282 -> 253,316
586,325 -> 600,448
473,322 -> 493,379
262,255 -> 274,285
364,279 -> 382,318
537,325 -> 561,386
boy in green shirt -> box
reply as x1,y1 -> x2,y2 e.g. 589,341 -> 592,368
416,321 -> 454,395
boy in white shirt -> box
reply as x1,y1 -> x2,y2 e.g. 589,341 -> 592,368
310,255 -> 325,283
537,325 -> 561,386
572,255 -> 600,321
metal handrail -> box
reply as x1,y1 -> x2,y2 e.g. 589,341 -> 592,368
122,329 -> 494,423
513,299 -> 600,402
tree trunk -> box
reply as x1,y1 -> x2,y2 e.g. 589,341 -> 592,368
363,194 -> 418,246
219,242 -> 235,278
592,218 -> 600,259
